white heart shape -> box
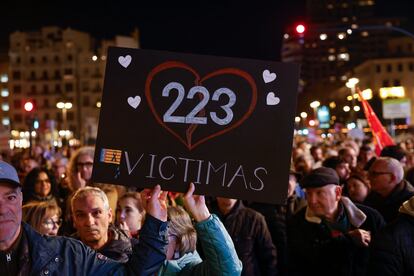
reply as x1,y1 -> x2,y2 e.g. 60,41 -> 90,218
118,55 -> 132,68
266,92 -> 280,106
263,69 -> 277,83
127,96 -> 141,109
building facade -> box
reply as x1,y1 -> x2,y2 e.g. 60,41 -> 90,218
7,26 -> 139,147
281,0 -> 404,113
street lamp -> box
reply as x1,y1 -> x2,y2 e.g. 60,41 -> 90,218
346,78 -> 359,123
310,101 -> 321,126
56,101 -> 72,143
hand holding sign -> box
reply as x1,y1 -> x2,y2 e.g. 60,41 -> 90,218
183,182 -> 211,222
140,185 -> 168,222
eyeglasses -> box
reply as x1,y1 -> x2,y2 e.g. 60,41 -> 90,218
42,218 -> 62,229
76,162 -> 93,169
368,171 -> 392,177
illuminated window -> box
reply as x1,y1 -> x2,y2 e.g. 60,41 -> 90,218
337,33 -> 346,40
2,103 -> 9,111
1,89 -> 9,97
338,53 -> 350,61
0,74 -> 8,83
2,118 -> 10,126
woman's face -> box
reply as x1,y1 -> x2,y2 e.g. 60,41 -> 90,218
34,172 -> 51,197
116,197 -> 144,235
347,178 -> 369,203
76,154 -> 94,181
39,213 -> 61,236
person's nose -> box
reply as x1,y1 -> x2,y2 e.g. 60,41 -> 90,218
120,210 -> 127,221
85,214 -> 95,226
307,193 -> 316,204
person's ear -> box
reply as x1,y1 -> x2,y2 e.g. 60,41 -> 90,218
335,185 -> 342,199
108,208 -> 113,223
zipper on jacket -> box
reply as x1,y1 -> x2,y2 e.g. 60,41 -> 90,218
6,253 -> 11,262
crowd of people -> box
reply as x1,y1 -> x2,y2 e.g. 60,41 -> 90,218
1,133 -> 414,275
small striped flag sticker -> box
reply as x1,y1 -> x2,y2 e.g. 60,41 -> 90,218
100,149 -> 122,165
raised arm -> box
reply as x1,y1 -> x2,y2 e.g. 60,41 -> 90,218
183,183 -> 242,275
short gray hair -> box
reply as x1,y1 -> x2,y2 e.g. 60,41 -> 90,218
71,186 -> 110,213
376,157 -> 404,183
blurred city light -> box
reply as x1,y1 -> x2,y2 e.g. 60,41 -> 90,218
361,89 -> 373,100
296,24 -> 305,34
379,86 -> 405,99
319,33 -> 327,40
24,101 -> 34,112
343,105 -> 351,112
309,119 -> 316,126
310,101 -> 321,108
300,112 -> 308,118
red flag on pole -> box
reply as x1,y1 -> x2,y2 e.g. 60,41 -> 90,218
357,87 -> 395,155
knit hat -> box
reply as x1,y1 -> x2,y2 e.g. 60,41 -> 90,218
301,167 -> 339,189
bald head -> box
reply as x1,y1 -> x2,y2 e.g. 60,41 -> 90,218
369,157 -> 404,197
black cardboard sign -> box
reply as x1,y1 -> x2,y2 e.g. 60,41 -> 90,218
92,47 -> 300,204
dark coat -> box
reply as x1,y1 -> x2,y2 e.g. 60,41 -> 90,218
288,197 -> 385,276
364,179 -> 414,223
211,200 -> 278,276
248,195 -> 306,276
17,215 -> 167,275
72,224 -> 138,263
369,214 -> 414,275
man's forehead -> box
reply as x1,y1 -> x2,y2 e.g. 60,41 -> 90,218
372,160 -> 387,169
306,184 -> 337,191
0,182 -> 21,193
74,194 -> 105,209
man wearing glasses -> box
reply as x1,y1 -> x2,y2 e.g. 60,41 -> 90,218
365,157 -> 414,223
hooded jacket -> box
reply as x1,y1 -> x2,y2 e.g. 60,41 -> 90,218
369,195 -> 414,276
158,215 -> 242,276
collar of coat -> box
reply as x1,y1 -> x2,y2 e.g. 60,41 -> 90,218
305,196 -> 367,228
399,195 -> 414,217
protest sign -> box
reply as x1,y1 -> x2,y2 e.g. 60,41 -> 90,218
92,47 -> 300,204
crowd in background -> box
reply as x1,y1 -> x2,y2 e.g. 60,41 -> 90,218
1,131 -> 414,275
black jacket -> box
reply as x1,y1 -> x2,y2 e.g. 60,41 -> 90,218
73,224 -> 138,263
364,179 -> 414,223
288,197 -> 385,276
248,195 -> 306,276
369,208 -> 414,275
211,200 -> 278,276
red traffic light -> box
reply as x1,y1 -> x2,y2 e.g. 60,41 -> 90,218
24,101 -> 34,112
295,24 -> 306,34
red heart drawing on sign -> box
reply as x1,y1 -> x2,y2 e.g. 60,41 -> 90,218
145,61 -> 257,151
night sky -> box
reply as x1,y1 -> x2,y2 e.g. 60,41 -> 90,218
0,0 -> 413,61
